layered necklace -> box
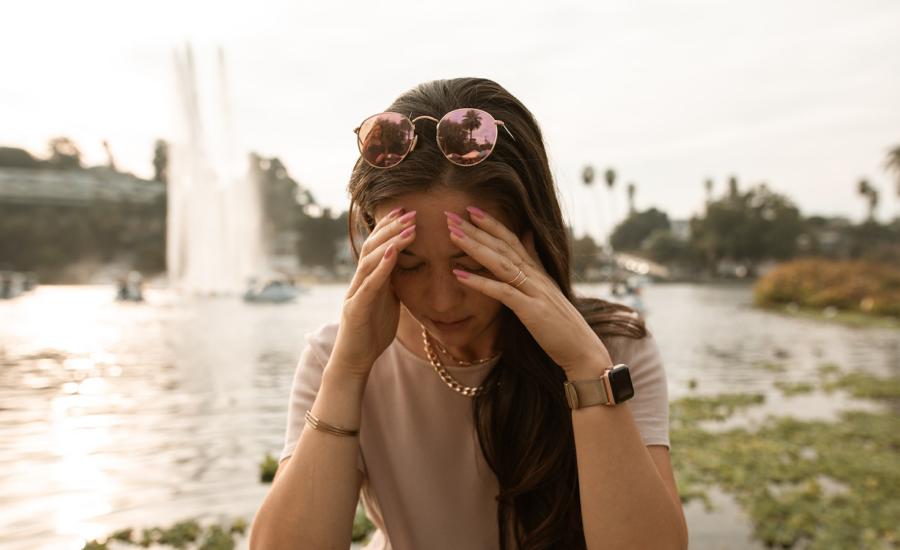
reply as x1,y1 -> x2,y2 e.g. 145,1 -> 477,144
420,326 -> 500,397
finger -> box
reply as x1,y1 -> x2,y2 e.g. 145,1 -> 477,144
356,238 -> 403,299
464,206 -> 536,268
347,224 -> 417,297
446,212 -> 532,292
360,209 -> 417,258
451,268 -> 531,310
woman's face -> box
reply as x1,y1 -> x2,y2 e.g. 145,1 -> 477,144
373,189 -> 510,353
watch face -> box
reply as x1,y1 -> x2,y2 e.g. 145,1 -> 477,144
608,365 -> 635,404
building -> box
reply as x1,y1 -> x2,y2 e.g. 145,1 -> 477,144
0,167 -> 165,207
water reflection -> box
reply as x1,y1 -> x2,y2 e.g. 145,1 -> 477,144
0,283 -> 897,549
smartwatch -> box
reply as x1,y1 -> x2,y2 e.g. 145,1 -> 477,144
564,364 -> 634,409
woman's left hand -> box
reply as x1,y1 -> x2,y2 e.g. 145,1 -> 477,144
446,207 -> 614,377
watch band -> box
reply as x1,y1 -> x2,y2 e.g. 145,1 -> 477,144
564,364 -> 628,409
565,377 -> 610,409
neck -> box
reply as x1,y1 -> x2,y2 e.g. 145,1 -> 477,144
398,308 -> 501,367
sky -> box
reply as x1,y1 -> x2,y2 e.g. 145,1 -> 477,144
2,0 -> 899,241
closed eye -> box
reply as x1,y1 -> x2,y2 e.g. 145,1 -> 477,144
394,263 -> 490,276
395,264 -> 424,275
460,265 -> 491,275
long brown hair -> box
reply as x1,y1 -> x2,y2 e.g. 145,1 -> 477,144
347,78 -> 647,550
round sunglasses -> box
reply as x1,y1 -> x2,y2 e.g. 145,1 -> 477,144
353,108 -> 516,169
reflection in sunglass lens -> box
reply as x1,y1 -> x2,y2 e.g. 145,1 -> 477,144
436,109 -> 498,166
357,113 -> 414,168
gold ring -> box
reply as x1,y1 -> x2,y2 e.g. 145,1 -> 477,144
516,260 -> 526,268
504,269 -> 523,285
513,275 -> 529,288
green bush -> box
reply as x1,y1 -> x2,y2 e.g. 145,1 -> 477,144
755,258 -> 900,316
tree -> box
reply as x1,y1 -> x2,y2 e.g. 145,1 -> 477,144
461,110 -> 482,143
47,137 -> 82,169
858,179 -> 878,221
704,178 -> 713,204
610,208 -> 670,252
571,234 -> 601,278
582,165 -> 594,187
885,145 -> 900,198
690,183 -> 804,271
153,140 -> 168,183
627,182 -> 636,214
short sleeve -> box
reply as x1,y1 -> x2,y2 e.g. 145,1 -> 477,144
279,321 -> 367,477
605,331 -> 670,448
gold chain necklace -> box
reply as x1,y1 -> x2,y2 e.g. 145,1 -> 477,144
432,339 -> 500,366
421,327 -> 497,397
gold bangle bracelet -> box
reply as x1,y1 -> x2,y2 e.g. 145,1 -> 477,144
305,410 -> 359,436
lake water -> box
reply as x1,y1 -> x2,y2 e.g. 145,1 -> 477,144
1,283 -> 897,550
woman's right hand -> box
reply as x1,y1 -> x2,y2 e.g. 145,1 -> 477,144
330,207 -> 417,381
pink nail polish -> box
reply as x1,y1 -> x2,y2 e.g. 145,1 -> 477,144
448,226 -> 466,239
384,244 -> 394,258
444,211 -> 464,225
388,207 -> 403,219
400,225 -> 416,238
466,206 -> 486,218
399,210 -> 417,223
452,269 -> 471,279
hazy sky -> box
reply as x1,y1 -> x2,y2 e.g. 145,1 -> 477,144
2,0 -> 899,240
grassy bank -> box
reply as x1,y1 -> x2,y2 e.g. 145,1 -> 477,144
755,258 -> 900,318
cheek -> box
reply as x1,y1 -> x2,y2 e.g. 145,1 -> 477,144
389,273 -> 419,305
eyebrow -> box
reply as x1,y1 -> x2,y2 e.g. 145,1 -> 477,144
400,250 -> 470,259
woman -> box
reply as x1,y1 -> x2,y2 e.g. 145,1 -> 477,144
361,122 -> 388,167
251,78 -> 688,550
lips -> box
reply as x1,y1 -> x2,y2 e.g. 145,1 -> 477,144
429,316 -> 473,333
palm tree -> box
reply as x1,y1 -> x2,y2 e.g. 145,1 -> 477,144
461,110 -> 482,143
582,164 -> 604,245
858,179 -> 878,221
604,168 -> 616,190
885,145 -> 900,199
604,168 -> 616,250
704,178 -> 713,204
627,182 -> 636,214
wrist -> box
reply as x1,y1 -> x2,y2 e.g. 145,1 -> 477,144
565,362 -> 611,383
562,345 -> 614,382
322,360 -> 370,396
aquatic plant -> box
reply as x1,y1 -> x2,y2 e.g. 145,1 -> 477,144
670,368 -> 900,549
259,453 -> 279,483
85,519 -> 246,550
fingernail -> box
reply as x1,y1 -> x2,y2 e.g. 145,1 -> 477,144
388,207 -> 403,219
448,226 -> 466,239
452,269 -> 470,279
399,210 -> 417,223
444,211 -> 464,225
466,206 -> 485,218
384,244 -> 394,258
400,225 -> 416,238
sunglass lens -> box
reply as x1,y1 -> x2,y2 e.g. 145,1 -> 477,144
436,109 -> 498,166
357,113 -> 414,168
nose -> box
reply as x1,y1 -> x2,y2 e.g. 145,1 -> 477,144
424,265 -> 465,314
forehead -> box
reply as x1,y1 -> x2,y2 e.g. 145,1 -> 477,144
373,189 -> 511,258
374,189 -> 479,219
